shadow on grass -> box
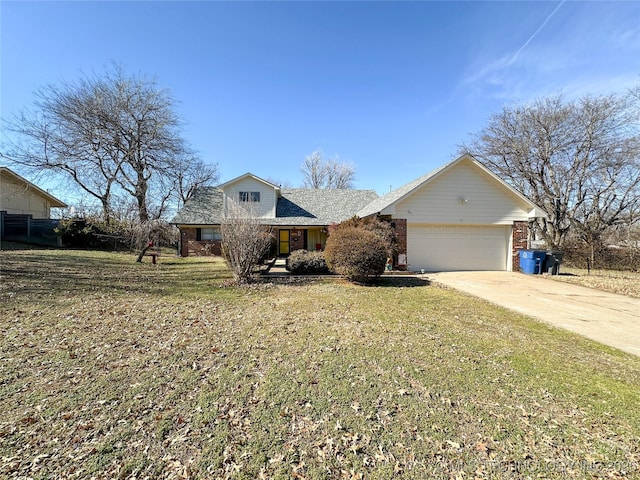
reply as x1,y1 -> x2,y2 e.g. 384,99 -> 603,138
0,249 -> 234,303
0,241 -> 60,251
370,276 -> 431,287
257,275 -> 329,287
258,273 -> 431,288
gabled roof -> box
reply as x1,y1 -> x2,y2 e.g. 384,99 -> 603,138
273,188 -> 378,226
357,154 -> 546,219
170,186 -> 378,226
171,155 -> 546,227
170,187 -> 224,224
218,172 -> 281,193
0,166 -> 67,208
356,163 -> 449,218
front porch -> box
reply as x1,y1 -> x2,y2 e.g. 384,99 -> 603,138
275,227 -> 328,256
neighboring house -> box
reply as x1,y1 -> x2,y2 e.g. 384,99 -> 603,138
1,167 -> 68,247
171,154 -> 546,272
0,167 -> 67,217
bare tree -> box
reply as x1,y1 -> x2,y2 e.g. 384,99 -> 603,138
1,77 -> 124,221
301,150 -> 356,189
265,177 -> 293,189
462,93 -> 640,253
146,154 -> 218,220
220,202 -> 274,284
1,64 -> 217,223
172,156 -> 219,207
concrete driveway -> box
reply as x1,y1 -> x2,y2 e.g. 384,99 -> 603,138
426,271 -> 640,357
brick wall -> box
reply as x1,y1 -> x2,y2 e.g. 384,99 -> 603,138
180,228 -> 222,257
289,229 -> 304,252
512,221 -> 529,271
391,218 -> 407,270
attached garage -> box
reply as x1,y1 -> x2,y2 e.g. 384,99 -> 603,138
357,154 -> 546,272
407,225 -> 511,271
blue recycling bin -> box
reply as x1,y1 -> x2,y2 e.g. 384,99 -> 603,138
519,249 -> 546,274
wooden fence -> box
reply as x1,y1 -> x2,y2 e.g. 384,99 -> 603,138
0,211 -> 62,247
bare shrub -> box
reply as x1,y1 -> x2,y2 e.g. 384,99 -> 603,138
221,203 -> 274,284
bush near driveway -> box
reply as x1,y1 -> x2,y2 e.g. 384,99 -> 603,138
324,226 -> 388,282
324,216 -> 397,283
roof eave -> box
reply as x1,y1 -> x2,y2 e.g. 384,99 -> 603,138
0,167 -> 68,208
218,172 -> 281,193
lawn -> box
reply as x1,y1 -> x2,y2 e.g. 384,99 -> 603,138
548,267 -> 640,298
1,248 -> 639,479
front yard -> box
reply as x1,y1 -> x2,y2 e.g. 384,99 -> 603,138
1,248 -> 639,479
550,267 -> 640,298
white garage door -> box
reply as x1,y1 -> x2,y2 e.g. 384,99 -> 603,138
407,225 -> 511,271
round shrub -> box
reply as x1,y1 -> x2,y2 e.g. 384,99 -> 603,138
324,226 -> 388,283
337,216 -> 397,258
286,249 -> 329,274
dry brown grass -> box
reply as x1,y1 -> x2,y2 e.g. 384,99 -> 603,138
1,248 -> 639,479
550,267 -> 640,298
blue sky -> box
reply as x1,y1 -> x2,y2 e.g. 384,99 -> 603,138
2,1 -> 639,202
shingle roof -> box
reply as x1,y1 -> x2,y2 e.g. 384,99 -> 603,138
170,187 -> 378,226
274,189 -> 378,225
172,155 -> 547,227
170,187 -> 224,224
356,154 -> 547,219
356,163 -> 448,218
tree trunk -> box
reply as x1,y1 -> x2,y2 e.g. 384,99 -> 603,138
136,241 -> 152,263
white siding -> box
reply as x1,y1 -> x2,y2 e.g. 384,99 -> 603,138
222,178 -> 277,218
0,176 -> 51,218
395,159 -> 532,225
407,225 -> 511,271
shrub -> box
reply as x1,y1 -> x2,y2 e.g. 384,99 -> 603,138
335,216 -> 398,258
221,204 -> 274,284
286,250 -> 329,274
55,217 -> 98,248
324,226 -> 388,283
56,216 -> 178,251
562,241 -> 640,272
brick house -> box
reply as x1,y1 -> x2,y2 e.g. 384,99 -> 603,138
171,154 -> 545,271
171,173 -> 378,259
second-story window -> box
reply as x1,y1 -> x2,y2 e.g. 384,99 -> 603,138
239,191 -> 260,202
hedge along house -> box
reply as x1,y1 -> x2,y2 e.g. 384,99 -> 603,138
357,154 -> 547,272
171,173 -> 378,258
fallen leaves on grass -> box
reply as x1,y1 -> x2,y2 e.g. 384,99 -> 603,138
1,250 -> 639,478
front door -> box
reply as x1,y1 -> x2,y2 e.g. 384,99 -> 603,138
279,229 -> 290,255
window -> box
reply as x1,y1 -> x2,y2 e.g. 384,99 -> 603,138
197,227 -> 222,241
239,191 -> 260,202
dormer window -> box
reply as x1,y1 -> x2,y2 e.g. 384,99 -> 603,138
239,191 -> 260,202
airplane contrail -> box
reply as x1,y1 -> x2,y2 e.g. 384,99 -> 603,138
509,0 -> 566,65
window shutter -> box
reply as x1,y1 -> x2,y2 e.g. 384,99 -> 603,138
196,228 -> 202,241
